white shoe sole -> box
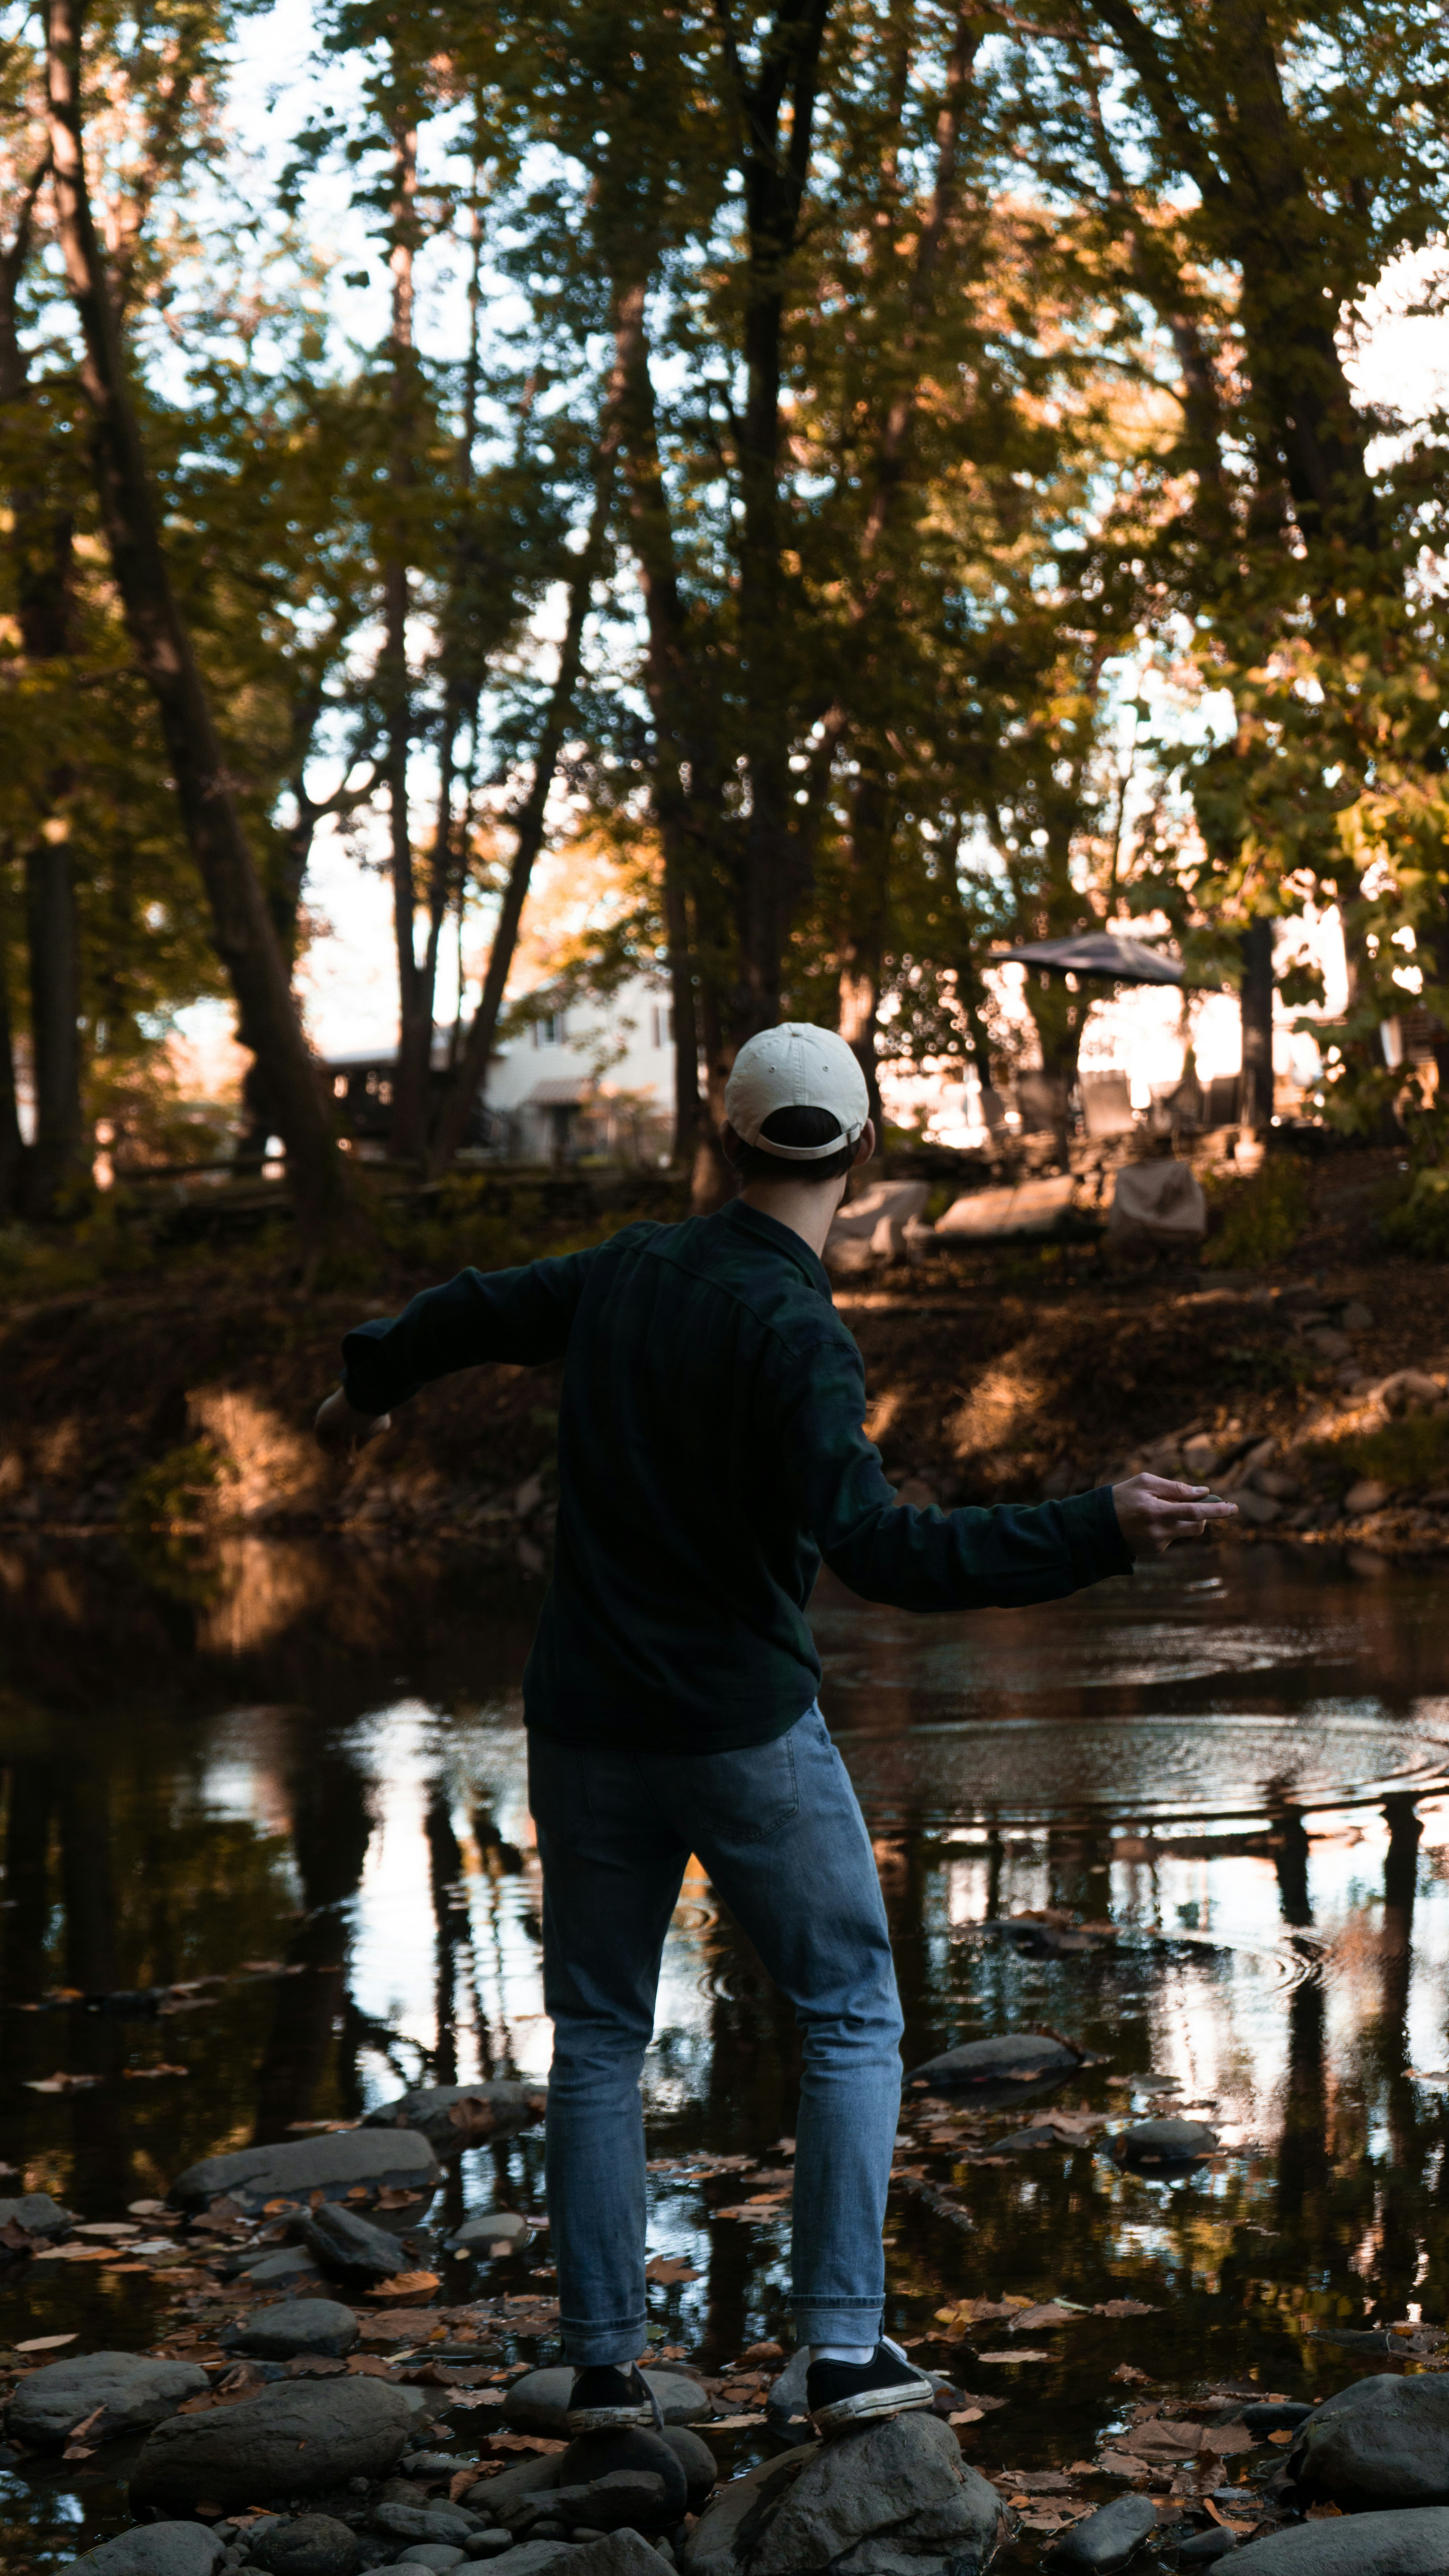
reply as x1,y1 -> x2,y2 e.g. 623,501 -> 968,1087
809,2380 -> 936,2436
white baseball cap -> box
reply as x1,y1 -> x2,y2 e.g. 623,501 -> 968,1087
724,1022 -> 870,1162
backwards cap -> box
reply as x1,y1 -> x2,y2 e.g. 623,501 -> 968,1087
724,1022 -> 870,1162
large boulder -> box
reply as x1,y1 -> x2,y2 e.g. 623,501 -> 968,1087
1228,2510 -> 1449,2573
170,2127 -> 439,2213
222,2299 -> 360,2362
503,2366 -> 711,2436
687,2411 -> 1000,2576
129,2375 -> 414,2513
903,2031 -> 1093,2107
363,2081 -> 547,2156
67,2525 -> 225,2574
9,2351 -> 210,2450
1291,2375 -> 1449,2509
301,2202 -> 408,2286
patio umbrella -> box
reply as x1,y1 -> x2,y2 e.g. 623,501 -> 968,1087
993,930 -> 1185,986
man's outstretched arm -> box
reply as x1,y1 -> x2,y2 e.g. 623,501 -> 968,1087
314,1248 -> 604,1453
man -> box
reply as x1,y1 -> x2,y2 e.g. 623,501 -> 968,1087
316,1023 -> 1232,2437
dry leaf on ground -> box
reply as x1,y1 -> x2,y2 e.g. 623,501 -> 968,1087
645,2257 -> 701,2284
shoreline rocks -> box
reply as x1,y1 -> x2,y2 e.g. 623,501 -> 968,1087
1228,2509 -> 1449,2572
1290,2374 -> 1449,2509
169,2128 -> 439,2214
685,2410 -> 1000,2576
221,2299 -> 360,2363
903,2030 -> 1097,2106
9,2351 -> 210,2451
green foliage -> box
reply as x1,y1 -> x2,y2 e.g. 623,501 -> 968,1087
1378,1166 -> 1449,1261
1201,1156 -> 1310,1270
1316,1409 -> 1449,1497
120,1441 -> 223,1536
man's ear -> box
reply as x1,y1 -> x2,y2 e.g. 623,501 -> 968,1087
853,1117 -> 877,1168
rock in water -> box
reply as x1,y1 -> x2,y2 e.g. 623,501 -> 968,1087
903,2031 -> 1092,2106
504,2367 -> 711,2436
687,2410 -> 999,2576
233,2248 -> 321,2290
535,2429 -> 688,2529
1290,2376 -> 1449,2509
11,2351 -> 210,2450
659,2425 -> 718,2510
363,2080 -> 547,2155
1045,2492 -> 1157,2569
301,2201 -> 408,2285
1239,2402 -> 1312,2435
1111,2119 -> 1217,2169
1228,2509 -> 1449,2572
451,2209 -> 532,2253
250,2516 -> 361,2575
0,2191 -> 73,2246
223,2299 -> 360,2362
169,2128 -> 439,2213
130,2375 -> 413,2512
68,2526 -> 225,2574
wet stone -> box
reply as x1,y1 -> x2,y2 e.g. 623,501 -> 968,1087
1228,2507 -> 1449,2572
547,2431 -> 688,2530
372,2502 -> 483,2547
169,2128 -> 440,2214
362,2082 -> 547,2157
0,2190 -> 73,2243
450,2210 -> 531,2254
560,2541 -> 677,2576
1239,2403 -> 1312,2436
685,2408 -> 999,2576
903,2031 -> 1090,2106
130,2375 -> 414,2513
1111,2119 -> 1217,2168
393,2553 -> 466,2570
231,2249 -> 320,2291
657,2426 -> 717,2510
249,2515 -> 362,2575
69,2524 -> 226,2574
1045,2492 -> 1157,2569
504,2368 -> 711,2437
223,2299 -> 361,2362
1174,2537 -> 1240,2567
10,2350 -> 211,2450
302,2202 -> 408,2286
1291,2373 -> 1449,2508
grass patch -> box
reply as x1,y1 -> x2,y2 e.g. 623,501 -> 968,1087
1202,1156 -> 1310,1270
1378,1166 -> 1449,1261
1310,1409 -> 1449,1498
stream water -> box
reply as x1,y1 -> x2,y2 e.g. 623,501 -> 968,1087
4,1535 -> 1449,2567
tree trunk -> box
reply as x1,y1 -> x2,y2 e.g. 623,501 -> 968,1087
1239,917 -> 1275,1136
425,383 -> 627,1173
0,854 -> 25,1220
44,0 -> 348,1261
385,106 -> 429,1163
23,831 -> 84,1212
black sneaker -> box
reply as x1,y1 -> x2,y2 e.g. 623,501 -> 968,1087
565,2363 -> 662,2433
806,2341 -> 936,2435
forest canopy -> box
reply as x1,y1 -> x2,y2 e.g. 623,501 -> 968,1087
1,0 -> 1447,1241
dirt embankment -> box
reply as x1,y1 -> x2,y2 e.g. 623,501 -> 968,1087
0,1155 -> 1446,1573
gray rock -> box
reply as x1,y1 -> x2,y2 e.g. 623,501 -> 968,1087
302,2203 -> 408,2286
688,2410 -> 999,2576
466,2455 -> 564,2516
516,2473 -> 670,2538
547,2431 -> 687,2528
504,2369 -> 710,2438
363,2083 -> 547,2156
373,2504 -> 481,2547
1111,2119 -> 1217,2168
170,2128 -> 440,2214
658,2426 -> 717,2510
564,2540 -> 679,2576
1239,2403 -> 1311,2436
1175,2539 -> 1240,2567
131,2375 -> 414,2512
70,2524 -> 225,2574
223,2299 -> 360,2362
10,2351 -> 210,2451
0,2190 -> 73,2242
468,2550 -> 577,2576
1228,2509 -> 1449,2572
1045,2493 -> 1157,2568
903,2031 -> 1091,2107
234,2249 -> 322,2290
762,2349 -> 809,2436
401,2452 -> 467,2478
250,2516 -> 361,2575
1291,2375 -> 1449,2509
451,2211 -> 532,2253
469,2540 -> 523,2560
393,2554 -> 465,2571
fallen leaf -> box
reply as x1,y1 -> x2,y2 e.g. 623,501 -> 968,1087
1112,2364 -> 1152,2385
450,2468 -> 478,2503
123,2065 -> 189,2081
345,2355 -> 402,2378
701,2415 -> 764,2431
238,1960 -> 285,1973
1205,2502 -> 1256,2535
949,2409 -> 984,2426
1269,2428 -> 1293,2446
366,2271 -> 440,2300
24,2071 -> 103,2093
374,2188 -> 424,2211
15,2334 -> 76,2354
446,2387 -> 511,2409
1092,2299 -> 1160,2317
645,2256 -> 702,2284
1306,2504 -> 1344,2521
1201,2421 -> 1253,2455
975,2349 -> 1051,2364
127,2200 -> 171,2218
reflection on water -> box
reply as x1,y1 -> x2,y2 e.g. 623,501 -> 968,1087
5,1539 -> 1449,2563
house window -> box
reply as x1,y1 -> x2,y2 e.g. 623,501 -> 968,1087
652,1005 -> 673,1048
534,1011 -> 565,1047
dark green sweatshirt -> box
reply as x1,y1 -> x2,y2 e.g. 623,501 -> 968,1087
341,1199 -> 1131,1751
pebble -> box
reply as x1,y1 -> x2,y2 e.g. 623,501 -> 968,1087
903,2031 -> 1090,2102
451,2210 -> 532,2253
249,2517 -> 361,2575
231,2249 -> 321,2290
1110,2118 -> 1217,2168
372,2503 -> 482,2548
393,2553 -> 466,2571
223,2299 -> 361,2362
1175,2536 -> 1239,2566
1045,2492 -> 1157,2569
0,2191 -> 73,2243
302,2202 -> 410,2286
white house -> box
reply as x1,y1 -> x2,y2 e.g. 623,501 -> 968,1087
484,976 -> 677,1163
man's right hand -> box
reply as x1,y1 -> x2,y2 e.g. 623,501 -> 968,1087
1111,1472 -> 1237,1558
314,1387 -> 391,1456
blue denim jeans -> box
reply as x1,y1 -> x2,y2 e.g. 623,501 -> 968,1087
527,1704 -> 903,2364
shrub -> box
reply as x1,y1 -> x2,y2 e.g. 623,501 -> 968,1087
1319,1409 -> 1449,1496
1201,1156 -> 1310,1270
1378,1167 -> 1449,1261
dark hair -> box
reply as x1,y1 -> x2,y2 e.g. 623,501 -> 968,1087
731,1102 -> 857,1186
